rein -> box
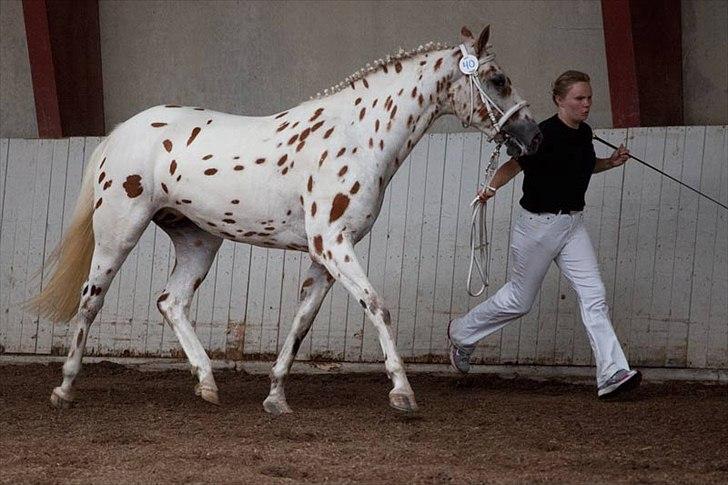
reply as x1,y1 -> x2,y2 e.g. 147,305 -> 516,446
593,135 -> 728,211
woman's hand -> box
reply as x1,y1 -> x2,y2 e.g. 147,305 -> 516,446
608,144 -> 630,168
477,185 -> 497,202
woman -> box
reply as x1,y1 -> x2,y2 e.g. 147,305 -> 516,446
448,70 -> 641,398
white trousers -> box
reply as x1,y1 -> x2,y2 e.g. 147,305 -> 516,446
450,208 -> 630,386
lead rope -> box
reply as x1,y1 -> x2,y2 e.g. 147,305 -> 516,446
466,143 -> 501,297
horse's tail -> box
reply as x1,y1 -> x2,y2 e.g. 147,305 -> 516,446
25,141 -> 105,323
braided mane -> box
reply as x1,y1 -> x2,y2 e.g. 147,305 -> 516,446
311,41 -> 453,100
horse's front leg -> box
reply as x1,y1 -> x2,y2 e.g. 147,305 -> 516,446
312,233 -> 418,413
264,261 -> 334,415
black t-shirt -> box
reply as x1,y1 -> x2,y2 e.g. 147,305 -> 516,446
516,114 -> 597,213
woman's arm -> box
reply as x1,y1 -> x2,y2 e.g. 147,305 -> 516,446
477,158 -> 523,201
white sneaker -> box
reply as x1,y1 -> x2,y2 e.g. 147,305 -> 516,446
447,320 -> 472,374
598,369 -> 642,398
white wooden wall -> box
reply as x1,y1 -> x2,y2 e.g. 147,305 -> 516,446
1,127 -> 726,369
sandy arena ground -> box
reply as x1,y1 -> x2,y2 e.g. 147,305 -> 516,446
1,362 -> 727,484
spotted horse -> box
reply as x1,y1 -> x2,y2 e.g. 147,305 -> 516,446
28,26 -> 541,414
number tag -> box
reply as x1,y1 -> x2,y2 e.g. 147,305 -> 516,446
459,55 -> 479,75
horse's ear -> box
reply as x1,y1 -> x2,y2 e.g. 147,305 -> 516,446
460,26 -> 474,42
475,25 -> 491,57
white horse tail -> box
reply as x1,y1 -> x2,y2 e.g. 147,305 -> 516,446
26,141 -> 105,323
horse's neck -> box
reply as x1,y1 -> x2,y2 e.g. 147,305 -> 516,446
321,48 -> 458,183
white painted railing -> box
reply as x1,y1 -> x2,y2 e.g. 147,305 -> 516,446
1,127 -> 726,368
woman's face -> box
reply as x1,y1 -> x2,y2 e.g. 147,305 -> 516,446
556,81 -> 592,125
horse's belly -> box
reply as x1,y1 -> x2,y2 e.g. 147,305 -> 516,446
171,178 -> 308,249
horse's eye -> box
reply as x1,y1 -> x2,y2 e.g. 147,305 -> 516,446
491,73 -> 506,88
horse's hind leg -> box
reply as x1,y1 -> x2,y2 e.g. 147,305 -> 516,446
51,206 -> 154,409
155,218 -> 223,404
264,261 -> 334,415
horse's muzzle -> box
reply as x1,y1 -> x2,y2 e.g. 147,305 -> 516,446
504,119 -> 542,157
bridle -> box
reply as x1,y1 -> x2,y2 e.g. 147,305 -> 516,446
457,43 -> 528,297
457,44 -> 528,145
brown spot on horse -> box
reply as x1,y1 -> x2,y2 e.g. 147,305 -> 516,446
313,235 -> 324,254
187,127 -> 201,146
123,175 -> 143,198
163,140 -> 173,152
319,150 -> 328,167
330,193 -> 350,222
309,108 -> 324,122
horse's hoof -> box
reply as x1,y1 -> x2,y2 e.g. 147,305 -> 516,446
50,387 -> 74,409
263,395 -> 293,415
195,383 -> 220,405
389,391 -> 418,413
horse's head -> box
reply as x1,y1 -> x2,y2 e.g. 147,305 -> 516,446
447,26 -> 541,157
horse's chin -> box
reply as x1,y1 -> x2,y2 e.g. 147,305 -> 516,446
505,138 -> 526,157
